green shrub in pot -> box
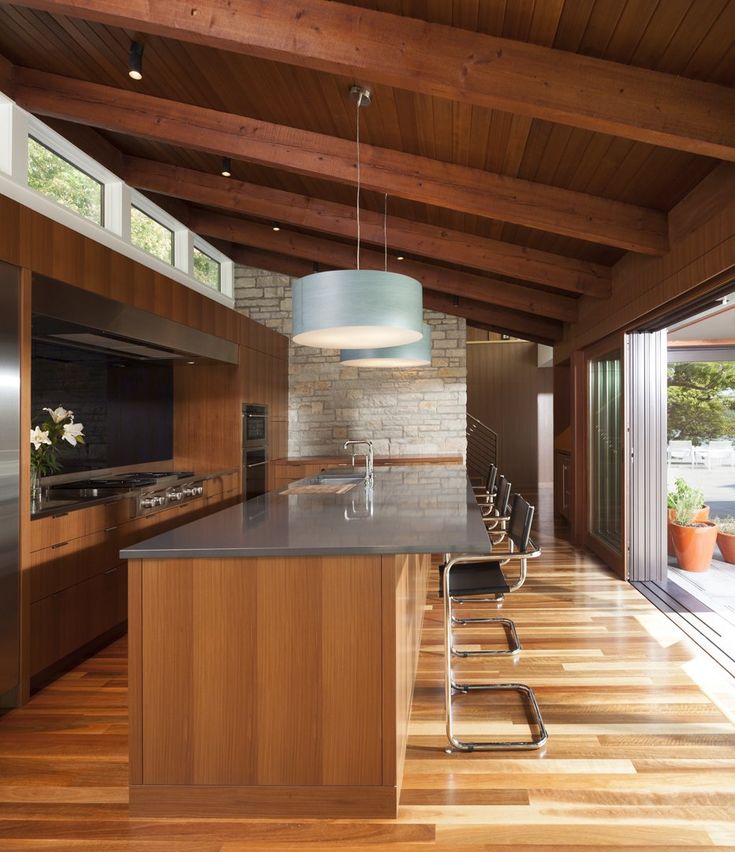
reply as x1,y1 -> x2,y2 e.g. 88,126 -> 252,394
669,482 -> 705,526
669,482 -> 717,572
667,478 -> 710,556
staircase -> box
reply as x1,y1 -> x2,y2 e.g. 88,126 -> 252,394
466,413 -> 499,480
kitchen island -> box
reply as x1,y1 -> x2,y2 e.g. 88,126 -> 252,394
121,464 -> 488,819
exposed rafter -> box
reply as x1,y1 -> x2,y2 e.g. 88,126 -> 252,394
10,0 -> 735,161
189,209 -> 578,323
8,67 -> 669,254
124,157 -> 611,298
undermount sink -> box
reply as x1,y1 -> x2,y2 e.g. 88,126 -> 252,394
312,473 -> 365,485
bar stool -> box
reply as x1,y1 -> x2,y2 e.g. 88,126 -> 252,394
472,463 -> 497,508
443,494 -> 548,752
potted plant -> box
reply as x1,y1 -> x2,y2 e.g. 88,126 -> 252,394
667,478 -> 709,556
30,406 -> 85,506
714,517 -> 735,564
669,482 -> 717,572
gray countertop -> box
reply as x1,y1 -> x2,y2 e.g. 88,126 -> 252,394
121,464 -> 490,559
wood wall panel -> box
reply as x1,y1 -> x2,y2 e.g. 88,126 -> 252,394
467,341 -> 553,490
558,178 -> 735,358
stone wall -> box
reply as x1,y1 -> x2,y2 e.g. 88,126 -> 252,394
235,266 -> 467,458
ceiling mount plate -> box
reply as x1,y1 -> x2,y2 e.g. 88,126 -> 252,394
349,85 -> 372,107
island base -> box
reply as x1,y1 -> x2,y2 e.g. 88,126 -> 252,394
128,552 -> 430,819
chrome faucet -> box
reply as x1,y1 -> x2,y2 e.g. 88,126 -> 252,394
343,439 -> 374,483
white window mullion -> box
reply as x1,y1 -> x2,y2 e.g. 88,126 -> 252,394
0,99 -> 28,183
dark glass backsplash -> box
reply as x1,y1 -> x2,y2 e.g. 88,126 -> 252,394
31,340 -> 173,473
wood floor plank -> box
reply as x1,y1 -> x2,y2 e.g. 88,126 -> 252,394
0,494 -> 734,846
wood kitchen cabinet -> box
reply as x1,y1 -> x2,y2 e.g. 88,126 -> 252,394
28,474 -> 241,689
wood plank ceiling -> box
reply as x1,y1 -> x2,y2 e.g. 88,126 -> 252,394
0,0 -> 733,343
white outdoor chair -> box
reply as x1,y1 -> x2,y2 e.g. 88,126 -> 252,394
699,440 -> 735,469
667,440 -> 694,466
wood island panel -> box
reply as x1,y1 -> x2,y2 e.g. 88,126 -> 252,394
129,551 -> 431,818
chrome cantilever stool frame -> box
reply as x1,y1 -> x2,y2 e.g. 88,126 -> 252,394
442,496 -> 548,752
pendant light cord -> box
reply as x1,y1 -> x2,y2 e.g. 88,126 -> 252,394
356,91 -> 362,270
384,193 -> 388,272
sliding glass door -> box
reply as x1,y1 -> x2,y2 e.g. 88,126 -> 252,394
584,342 -> 626,576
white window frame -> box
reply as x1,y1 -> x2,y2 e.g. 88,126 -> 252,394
192,236 -> 233,296
27,117 -> 116,229
0,92 -> 235,306
130,189 -> 181,267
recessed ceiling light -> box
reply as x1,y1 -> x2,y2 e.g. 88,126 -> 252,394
396,255 -> 405,261
272,224 -> 281,231
221,157 -> 232,177
128,41 -> 143,81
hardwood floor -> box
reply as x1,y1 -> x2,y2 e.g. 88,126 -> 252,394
1,499 -> 735,849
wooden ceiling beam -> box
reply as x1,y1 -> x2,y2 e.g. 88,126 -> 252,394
10,0 -> 735,162
11,68 -> 668,254
124,156 -> 611,298
421,292 -> 562,347
220,242 -> 562,344
189,209 -> 577,323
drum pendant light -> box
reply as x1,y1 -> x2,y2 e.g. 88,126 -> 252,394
340,196 -> 431,367
292,87 -> 423,349
341,322 -> 432,367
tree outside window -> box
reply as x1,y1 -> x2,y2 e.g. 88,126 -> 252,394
27,137 -> 103,225
668,361 -> 735,443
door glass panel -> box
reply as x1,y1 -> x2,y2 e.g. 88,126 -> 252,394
588,351 -> 622,552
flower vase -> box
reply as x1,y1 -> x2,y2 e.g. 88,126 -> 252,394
30,468 -> 42,508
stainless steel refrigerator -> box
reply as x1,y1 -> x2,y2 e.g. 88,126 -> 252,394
0,261 -> 20,708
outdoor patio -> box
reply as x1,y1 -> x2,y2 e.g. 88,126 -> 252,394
667,463 -> 735,647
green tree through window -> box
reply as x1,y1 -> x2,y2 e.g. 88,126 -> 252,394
130,206 -> 174,264
668,361 -> 735,442
193,247 -> 221,290
27,137 -> 103,224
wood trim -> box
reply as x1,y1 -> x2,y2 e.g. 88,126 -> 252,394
11,67 -> 669,253
124,157 -> 611,298
127,559 -> 142,785
12,0 -> 735,161
129,784 -> 397,819
194,211 -> 578,323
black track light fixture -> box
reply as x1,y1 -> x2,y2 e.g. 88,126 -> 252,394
221,157 -> 232,177
128,41 -> 144,81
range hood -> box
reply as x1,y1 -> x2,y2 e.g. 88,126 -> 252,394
33,277 -> 239,365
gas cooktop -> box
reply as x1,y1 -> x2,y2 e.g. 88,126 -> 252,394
63,471 -> 195,490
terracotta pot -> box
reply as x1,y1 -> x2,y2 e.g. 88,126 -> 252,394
670,521 -> 718,572
717,531 -> 735,564
667,505 -> 710,556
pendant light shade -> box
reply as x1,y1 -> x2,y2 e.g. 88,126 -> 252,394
340,322 -> 432,367
292,269 -> 423,349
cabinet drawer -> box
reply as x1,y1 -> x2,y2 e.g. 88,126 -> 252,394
30,563 -> 127,676
30,530 -> 121,603
30,499 -> 133,551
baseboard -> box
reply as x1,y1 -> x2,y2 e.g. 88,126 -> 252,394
130,783 -> 398,819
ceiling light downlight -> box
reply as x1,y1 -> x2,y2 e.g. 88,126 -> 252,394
291,85 -> 423,350
340,322 -> 432,368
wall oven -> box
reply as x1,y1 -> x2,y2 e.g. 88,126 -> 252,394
243,404 -> 268,500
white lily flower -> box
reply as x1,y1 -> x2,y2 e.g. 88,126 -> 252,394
30,427 -> 51,450
62,421 -> 85,445
43,406 -> 72,424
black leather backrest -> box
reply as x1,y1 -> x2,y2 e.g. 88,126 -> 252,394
509,494 -> 534,551
496,477 -> 512,516
485,463 -> 498,495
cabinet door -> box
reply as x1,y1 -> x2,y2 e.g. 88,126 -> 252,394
30,563 -> 127,676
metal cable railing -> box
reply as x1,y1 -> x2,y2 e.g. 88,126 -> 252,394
466,413 -> 499,480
